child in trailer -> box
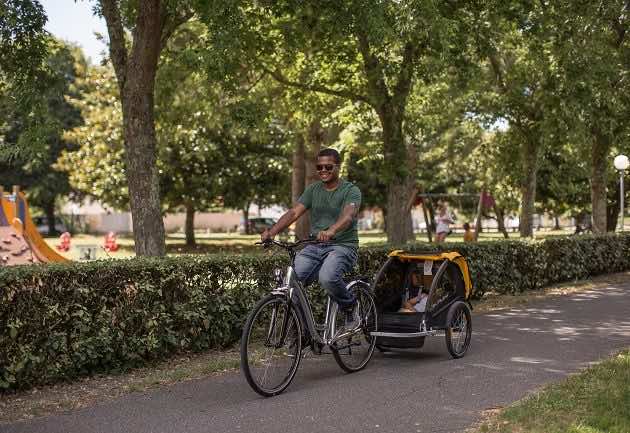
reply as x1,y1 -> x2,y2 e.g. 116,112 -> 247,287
398,267 -> 430,313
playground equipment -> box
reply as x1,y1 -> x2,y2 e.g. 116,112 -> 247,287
56,232 -> 71,252
0,186 -> 70,266
411,190 -> 497,242
104,231 -> 119,252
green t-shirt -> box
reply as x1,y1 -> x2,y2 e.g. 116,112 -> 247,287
298,179 -> 362,247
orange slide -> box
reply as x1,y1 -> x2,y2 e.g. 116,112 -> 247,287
0,187 -> 69,265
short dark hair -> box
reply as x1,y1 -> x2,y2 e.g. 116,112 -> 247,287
463,222 -> 470,230
317,148 -> 341,164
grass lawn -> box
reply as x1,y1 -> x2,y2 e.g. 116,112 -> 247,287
44,228 -> 577,261
475,349 -> 630,433
44,232 -> 263,260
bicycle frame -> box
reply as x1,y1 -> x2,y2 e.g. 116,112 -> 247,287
271,263 -> 361,348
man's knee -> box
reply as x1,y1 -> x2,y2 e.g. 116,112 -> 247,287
294,250 -> 319,282
294,257 -> 310,280
318,272 -> 343,290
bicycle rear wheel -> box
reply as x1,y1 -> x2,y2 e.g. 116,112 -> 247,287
331,282 -> 377,373
241,294 -> 302,396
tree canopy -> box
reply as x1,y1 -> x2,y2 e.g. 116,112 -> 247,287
2,1 -> 629,251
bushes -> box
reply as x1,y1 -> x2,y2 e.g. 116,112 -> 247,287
0,254 -> 284,391
1,234 -> 629,391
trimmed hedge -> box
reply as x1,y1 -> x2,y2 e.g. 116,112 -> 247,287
1,234 -> 629,391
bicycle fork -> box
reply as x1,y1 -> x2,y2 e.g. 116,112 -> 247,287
265,292 -> 296,349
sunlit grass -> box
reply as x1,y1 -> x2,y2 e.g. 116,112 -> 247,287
476,350 -> 630,433
43,228 -> 579,260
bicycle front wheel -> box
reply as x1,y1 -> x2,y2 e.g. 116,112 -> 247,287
241,294 -> 302,397
331,282 -> 377,373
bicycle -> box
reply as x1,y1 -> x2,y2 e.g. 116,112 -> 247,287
240,238 -> 377,397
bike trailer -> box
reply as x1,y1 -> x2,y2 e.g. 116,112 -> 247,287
370,250 -> 473,357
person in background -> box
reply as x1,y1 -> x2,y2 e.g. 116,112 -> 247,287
435,202 -> 454,243
463,222 -> 475,242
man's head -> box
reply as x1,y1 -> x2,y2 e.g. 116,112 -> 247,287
316,148 -> 341,185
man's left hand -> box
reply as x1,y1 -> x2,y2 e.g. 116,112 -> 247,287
317,229 -> 335,242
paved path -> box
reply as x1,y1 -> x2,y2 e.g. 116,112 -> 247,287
3,280 -> 630,433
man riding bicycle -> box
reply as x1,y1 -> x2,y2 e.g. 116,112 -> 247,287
261,148 -> 362,331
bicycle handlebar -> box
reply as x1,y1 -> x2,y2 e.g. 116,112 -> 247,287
255,238 -> 323,251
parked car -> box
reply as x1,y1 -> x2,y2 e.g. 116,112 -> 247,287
242,217 -> 277,234
33,216 -> 68,235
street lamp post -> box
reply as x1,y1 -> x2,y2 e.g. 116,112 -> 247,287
614,154 -> 629,232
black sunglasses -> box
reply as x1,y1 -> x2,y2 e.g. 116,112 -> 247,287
316,164 -> 336,172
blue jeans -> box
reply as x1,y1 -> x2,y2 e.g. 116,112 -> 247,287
294,244 -> 358,309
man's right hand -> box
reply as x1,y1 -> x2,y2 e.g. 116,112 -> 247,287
261,228 -> 274,242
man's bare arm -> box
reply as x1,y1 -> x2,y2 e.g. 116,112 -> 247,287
317,203 -> 358,241
262,203 -> 307,240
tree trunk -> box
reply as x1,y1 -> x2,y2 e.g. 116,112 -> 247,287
379,108 -> 415,245
385,182 -> 414,245
291,135 -> 306,203
102,0 -> 166,256
421,201 -> 432,242
494,204 -> 509,239
519,138 -> 538,237
242,205 -> 250,235
474,192 -> 484,240
607,203 -> 619,232
293,119 -> 324,240
606,182 -> 620,232
185,202 -> 195,246
44,199 -> 58,236
553,215 -> 560,230
291,134 -> 308,240
305,119 -> 323,185
426,199 -> 436,234
381,207 -> 387,233
591,131 -> 610,234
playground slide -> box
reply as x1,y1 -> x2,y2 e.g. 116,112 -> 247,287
0,191 -> 69,264
0,225 -> 40,265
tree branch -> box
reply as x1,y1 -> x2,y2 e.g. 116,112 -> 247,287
160,7 -> 194,51
261,65 -> 371,105
488,51 -> 507,92
100,0 -> 128,90
611,17 -> 627,48
393,40 -> 423,106
355,28 -> 390,108
244,71 -> 267,94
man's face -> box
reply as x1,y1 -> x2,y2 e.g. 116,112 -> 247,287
316,155 -> 339,184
